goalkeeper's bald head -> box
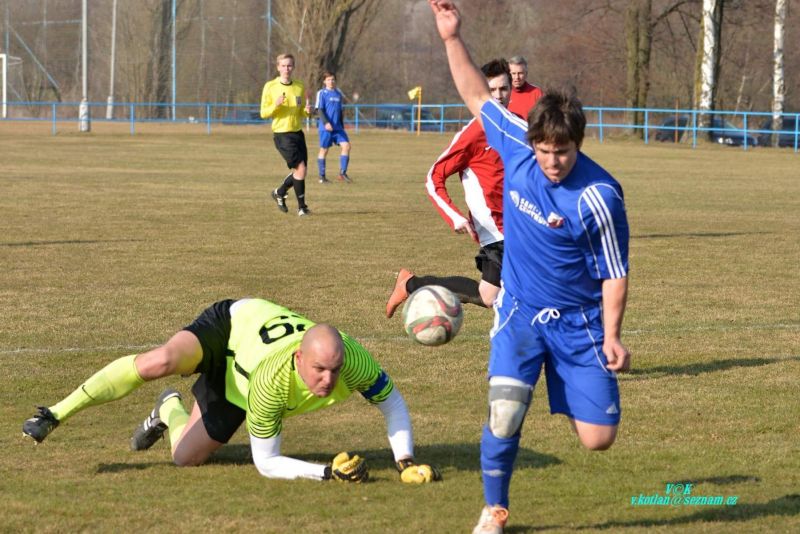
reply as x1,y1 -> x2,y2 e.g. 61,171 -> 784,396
296,324 -> 345,397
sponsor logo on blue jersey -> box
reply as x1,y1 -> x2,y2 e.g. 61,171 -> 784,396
509,189 -> 548,227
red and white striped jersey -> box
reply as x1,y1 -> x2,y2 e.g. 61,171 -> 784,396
425,118 -> 504,246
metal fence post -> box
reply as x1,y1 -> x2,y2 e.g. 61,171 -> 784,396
598,109 -> 604,143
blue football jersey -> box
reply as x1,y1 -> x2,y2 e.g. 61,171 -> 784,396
315,87 -> 344,131
480,99 -> 629,309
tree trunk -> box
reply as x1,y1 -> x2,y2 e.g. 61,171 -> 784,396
697,0 -> 721,130
624,1 -> 640,133
274,0 -> 379,90
149,0 -> 171,119
772,0 -> 787,146
635,0 -> 652,138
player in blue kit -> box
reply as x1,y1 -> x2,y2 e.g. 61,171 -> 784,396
315,72 -> 352,183
429,2 -> 632,533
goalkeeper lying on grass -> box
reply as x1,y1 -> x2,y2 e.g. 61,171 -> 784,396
23,298 -> 441,484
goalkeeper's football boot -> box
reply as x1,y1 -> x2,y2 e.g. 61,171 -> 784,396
319,176 -> 331,184
22,406 -> 60,443
337,172 -> 352,183
271,189 -> 288,213
472,505 -> 509,534
386,268 -> 414,318
298,206 -> 312,217
130,388 -> 182,451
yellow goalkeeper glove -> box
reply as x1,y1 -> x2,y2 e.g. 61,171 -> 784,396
396,458 -> 442,484
326,452 -> 369,483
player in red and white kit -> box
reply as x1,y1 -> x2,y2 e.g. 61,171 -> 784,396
507,55 -> 543,120
386,59 -> 511,317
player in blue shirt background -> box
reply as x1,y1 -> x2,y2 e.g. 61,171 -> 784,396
429,2 -> 632,533
315,72 -> 352,184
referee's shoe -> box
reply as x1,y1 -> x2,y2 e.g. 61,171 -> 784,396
271,189 -> 288,213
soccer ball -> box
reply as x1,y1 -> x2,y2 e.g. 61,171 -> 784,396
402,285 -> 463,346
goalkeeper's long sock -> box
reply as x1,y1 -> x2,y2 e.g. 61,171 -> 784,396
276,173 -> 294,197
160,395 -> 190,449
317,158 -> 326,178
49,355 -> 145,422
480,424 -> 520,509
292,177 -> 307,209
408,275 -> 484,306
339,155 -> 349,174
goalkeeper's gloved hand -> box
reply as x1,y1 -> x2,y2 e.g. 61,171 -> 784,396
325,452 -> 369,483
396,458 -> 442,484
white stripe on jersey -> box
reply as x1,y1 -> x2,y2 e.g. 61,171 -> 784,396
461,167 -> 503,246
314,89 -> 323,109
579,185 -> 626,279
425,122 -> 472,229
480,100 -> 532,153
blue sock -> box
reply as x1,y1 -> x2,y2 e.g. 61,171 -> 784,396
317,158 -> 326,177
480,424 -> 520,509
340,155 -> 349,174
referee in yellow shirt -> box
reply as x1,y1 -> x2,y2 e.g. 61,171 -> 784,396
261,53 -> 313,216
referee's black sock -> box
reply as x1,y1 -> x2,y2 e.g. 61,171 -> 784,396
292,177 -> 307,209
407,275 -> 485,307
276,173 -> 294,197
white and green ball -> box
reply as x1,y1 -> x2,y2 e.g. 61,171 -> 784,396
401,285 -> 463,346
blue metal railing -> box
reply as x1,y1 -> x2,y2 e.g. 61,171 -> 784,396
1,100 -> 798,152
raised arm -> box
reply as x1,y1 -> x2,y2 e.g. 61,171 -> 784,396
428,0 -> 490,120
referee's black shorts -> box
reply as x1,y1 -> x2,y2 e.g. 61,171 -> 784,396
273,130 -> 308,169
181,299 -> 246,443
475,240 -> 504,287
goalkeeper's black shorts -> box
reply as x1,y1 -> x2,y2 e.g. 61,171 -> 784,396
182,299 -> 246,443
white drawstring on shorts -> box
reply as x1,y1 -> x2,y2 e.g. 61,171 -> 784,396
532,308 -> 561,324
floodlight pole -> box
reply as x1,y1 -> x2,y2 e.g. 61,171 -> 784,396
106,0 -> 117,120
4,2 -> 9,57
171,0 -> 176,121
1,53 -> 7,119
79,0 -> 91,132
268,0 -> 272,60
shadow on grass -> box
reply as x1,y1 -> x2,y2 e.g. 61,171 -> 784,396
633,231 -> 769,240
97,461 -> 170,473
2,239 -> 144,247
628,356 -> 799,380
98,442 -> 561,474
289,442 -> 561,473
577,494 -> 800,530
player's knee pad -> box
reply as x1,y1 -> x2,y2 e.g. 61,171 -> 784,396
487,376 -> 532,439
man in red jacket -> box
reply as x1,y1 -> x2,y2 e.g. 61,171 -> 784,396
507,55 -> 543,120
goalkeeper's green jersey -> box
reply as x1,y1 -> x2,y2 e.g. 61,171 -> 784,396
225,299 -> 394,439
259,77 -> 310,133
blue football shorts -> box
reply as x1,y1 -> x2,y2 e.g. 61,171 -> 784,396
488,288 -> 621,425
319,128 -> 350,149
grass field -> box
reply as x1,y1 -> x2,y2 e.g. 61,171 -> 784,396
1,126 -> 799,533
